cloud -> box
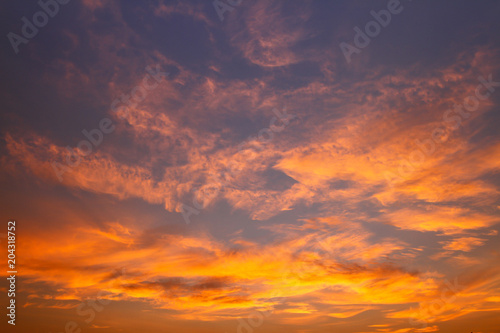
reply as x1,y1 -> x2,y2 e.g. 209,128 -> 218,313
11,216 -> 446,321
441,237 -> 487,252
384,207 -> 498,235
1,3 -> 500,330
228,1 -> 314,67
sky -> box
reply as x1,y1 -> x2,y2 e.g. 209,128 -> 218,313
1,0 -> 500,332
